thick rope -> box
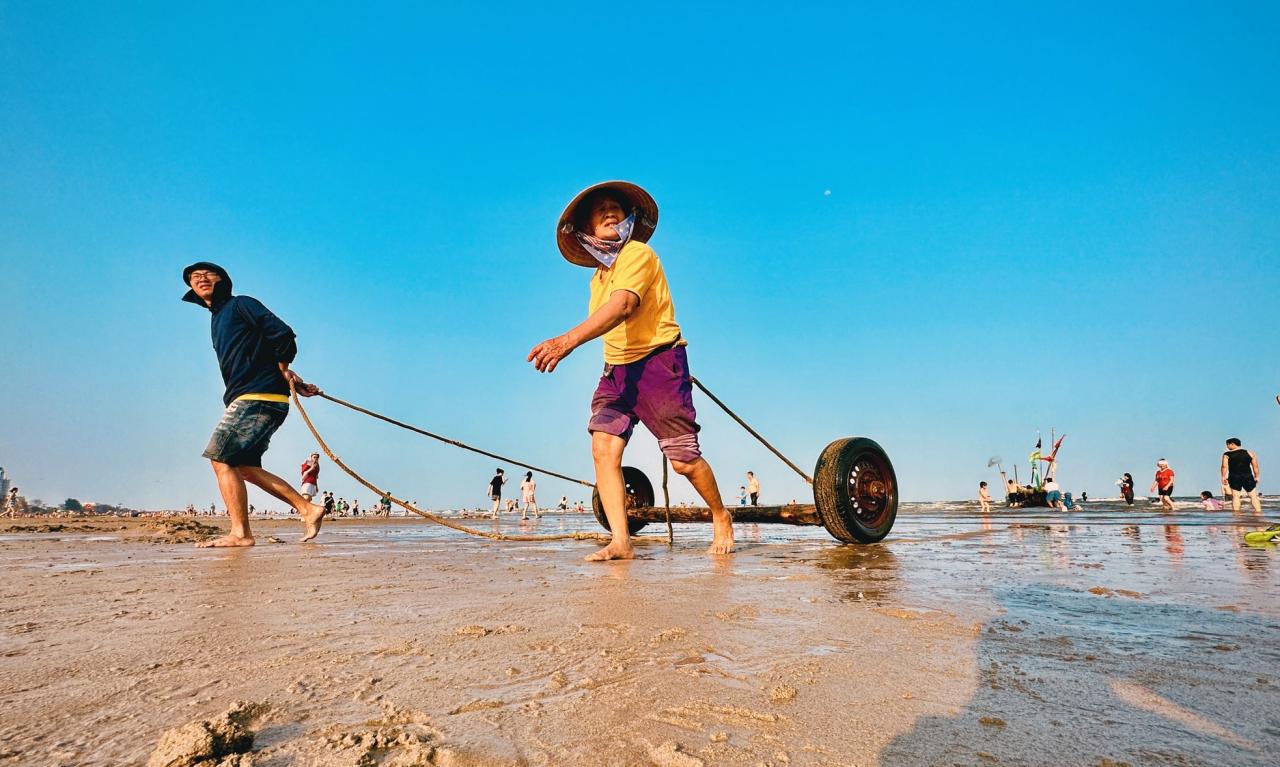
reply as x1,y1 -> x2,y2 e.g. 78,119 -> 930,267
289,374 -> 809,542
689,376 -> 814,485
315,392 -> 595,489
291,388 -> 609,543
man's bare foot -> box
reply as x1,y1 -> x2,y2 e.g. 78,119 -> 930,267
585,542 -> 635,562
196,534 -> 255,548
708,512 -> 735,555
299,502 -> 326,542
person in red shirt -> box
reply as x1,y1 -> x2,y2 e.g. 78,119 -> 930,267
1149,459 -> 1176,511
300,453 -> 321,501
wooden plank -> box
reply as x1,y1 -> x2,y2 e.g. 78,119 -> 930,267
628,504 -> 822,526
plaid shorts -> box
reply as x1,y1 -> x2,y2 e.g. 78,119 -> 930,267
202,399 -> 289,467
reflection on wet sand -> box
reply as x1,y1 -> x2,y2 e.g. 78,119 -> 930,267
812,544 -> 900,604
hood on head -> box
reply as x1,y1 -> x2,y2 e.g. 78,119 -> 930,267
182,261 -> 233,307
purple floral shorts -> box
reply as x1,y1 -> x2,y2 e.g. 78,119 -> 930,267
588,345 -> 702,463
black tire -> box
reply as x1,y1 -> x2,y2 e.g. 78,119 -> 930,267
590,466 -> 652,535
813,437 -> 898,543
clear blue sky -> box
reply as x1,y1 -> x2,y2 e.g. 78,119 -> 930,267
2,2 -> 1277,509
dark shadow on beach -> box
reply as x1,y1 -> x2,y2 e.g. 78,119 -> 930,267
880,580 -> 1280,766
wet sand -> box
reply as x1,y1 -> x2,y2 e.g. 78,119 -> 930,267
1,504 -> 1276,766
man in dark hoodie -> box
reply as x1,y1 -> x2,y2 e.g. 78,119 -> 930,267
182,262 -> 327,547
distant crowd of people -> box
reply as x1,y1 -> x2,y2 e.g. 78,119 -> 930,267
981,437 -> 1263,514
484,466 -> 764,519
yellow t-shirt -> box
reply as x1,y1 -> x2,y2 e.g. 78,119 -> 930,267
588,240 -> 684,364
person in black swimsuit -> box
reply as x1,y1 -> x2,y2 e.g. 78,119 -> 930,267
1221,438 -> 1262,516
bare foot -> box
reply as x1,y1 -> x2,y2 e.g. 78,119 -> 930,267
196,534 -> 255,548
708,511 -> 735,555
299,502 -> 326,542
585,542 -> 635,562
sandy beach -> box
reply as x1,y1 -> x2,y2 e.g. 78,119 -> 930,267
1,504 -> 1276,766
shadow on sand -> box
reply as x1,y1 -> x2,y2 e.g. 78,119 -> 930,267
880,582 -> 1280,766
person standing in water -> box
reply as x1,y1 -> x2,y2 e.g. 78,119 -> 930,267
978,481 -> 992,513
488,469 -> 507,518
528,181 -> 733,560
746,471 -> 760,506
182,262 -> 326,547
1119,473 -> 1135,505
1221,438 -> 1263,516
1150,459 -> 1176,511
520,471 -> 540,519
300,452 -> 321,501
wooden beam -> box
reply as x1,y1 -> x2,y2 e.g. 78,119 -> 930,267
628,504 -> 821,526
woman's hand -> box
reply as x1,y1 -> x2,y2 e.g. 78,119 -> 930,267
528,334 -> 576,373
528,292 -> 637,373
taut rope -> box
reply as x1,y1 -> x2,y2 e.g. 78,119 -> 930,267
288,374 -> 809,543
689,376 -> 814,485
313,392 -> 594,489
291,387 -> 608,543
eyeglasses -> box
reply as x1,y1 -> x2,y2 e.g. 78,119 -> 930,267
188,271 -> 220,281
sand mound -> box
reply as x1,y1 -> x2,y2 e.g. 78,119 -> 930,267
147,700 -> 268,767
271,702 -> 506,766
144,518 -> 221,543
9,523 -> 117,533
148,699 -> 501,767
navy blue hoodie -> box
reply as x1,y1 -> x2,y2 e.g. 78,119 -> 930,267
184,286 -> 298,406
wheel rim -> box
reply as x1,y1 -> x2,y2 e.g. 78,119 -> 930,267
845,452 -> 893,526
593,466 -> 653,534
624,473 -> 654,509
622,468 -> 655,509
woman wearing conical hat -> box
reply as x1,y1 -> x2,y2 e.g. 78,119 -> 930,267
528,182 -> 733,560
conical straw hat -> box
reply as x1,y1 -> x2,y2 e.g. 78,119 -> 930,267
556,181 -> 659,267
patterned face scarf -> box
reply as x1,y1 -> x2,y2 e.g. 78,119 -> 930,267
575,213 -> 635,268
